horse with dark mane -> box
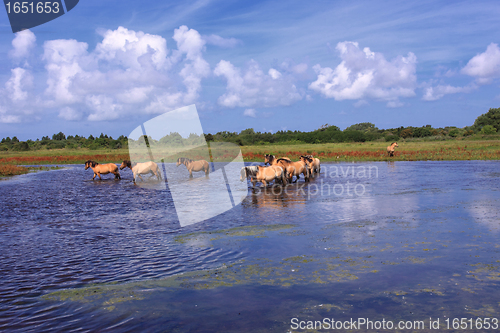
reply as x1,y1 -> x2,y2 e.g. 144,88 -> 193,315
241,165 -> 286,187
264,154 -> 294,181
305,155 -> 321,175
120,160 -> 162,182
276,156 -> 311,183
252,165 -> 286,187
176,157 -> 210,177
387,142 -> 399,157
84,160 -> 121,180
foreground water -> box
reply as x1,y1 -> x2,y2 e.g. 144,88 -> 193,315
1,161 -> 500,332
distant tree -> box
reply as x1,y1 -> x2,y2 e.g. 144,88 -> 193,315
400,128 -> 413,138
473,107 -> 500,131
42,136 -> 50,141
204,133 -> 214,142
12,136 -> 19,142
240,128 -> 255,136
345,122 -> 378,132
12,141 -> 30,151
413,127 -> 432,137
448,129 -> 460,137
481,125 -> 497,135
52,132 -> 66,141
88,134 -> 95,140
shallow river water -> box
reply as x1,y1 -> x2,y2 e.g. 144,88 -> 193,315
1,161 -> 500,332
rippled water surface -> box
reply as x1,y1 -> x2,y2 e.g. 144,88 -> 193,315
1,161 -> 500,332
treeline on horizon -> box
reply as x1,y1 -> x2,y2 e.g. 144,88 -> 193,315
1,107 -> 499,152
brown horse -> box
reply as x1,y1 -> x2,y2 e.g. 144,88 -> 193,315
84,160 -> 121,180
120,160 -> 162,182
387,142 -> 399,157
176,157 -> 210,177
277,156 -> 311,183
264,154 -> 294,180
253,165 -> 286,187
305,155 -> 321,175
240,166 -> 259,182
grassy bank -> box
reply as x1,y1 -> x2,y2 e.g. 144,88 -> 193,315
0,165 -> 64,178
0,139 -> 499,175
241,139 -> 500,162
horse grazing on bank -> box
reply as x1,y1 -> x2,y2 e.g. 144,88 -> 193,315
120,160 -> 162,182
305,155 -> 321,175
387,142 -> 399,157
176,157 -> 210,178
84,160 -> 121,180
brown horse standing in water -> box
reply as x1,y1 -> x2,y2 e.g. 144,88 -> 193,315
120,160 -> 162,182
387,142 -> 399,157
305,155 -> 321,175
84,160 -> 121,180
274,156 -> 311,183
176,157 -> 210,178
253,165 -> 286,187
264,154 -> 294,180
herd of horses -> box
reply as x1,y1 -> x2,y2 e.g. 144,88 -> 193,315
84,142 -> 399,184
83,157 -> 212,182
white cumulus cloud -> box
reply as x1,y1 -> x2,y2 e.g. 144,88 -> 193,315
9,30 -> 36,61
203,34 -> 241,48
422,84 -> 477,101
214,59 -> 303,108
309,41 -> 417,107
243,108 -> 256,117
461,43 -> 500,84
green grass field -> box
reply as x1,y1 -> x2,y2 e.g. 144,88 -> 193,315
1,138 -> 499,177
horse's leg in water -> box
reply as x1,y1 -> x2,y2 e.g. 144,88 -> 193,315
97,172 -> 102,180
137,174 -> 144,182
189,168 -> 193,178
294,174 -> 299,183
92,172 -> 97,180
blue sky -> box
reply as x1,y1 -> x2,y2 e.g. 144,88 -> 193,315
0,0 -> 499,140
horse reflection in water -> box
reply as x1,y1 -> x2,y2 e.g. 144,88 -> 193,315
243,184 -> 308,210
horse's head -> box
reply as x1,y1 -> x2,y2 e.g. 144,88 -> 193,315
393,142 -> 399,148
84,160 -> 93,170
176,158 -> 182,166
300,155 -> 313,164
120,160 -> 131,170
264,154 -> 273,165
